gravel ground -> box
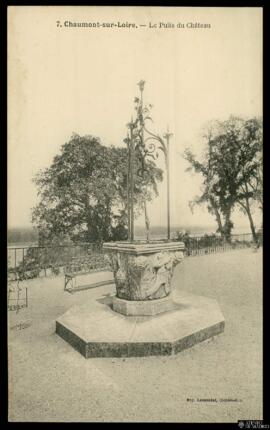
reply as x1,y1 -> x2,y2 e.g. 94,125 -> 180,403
8,248 -> 262,423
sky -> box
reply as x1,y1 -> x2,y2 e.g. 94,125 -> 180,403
8,6 -> 262,232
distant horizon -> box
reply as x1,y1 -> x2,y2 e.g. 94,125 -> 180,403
8,222 -> 255,230
7,222 -> 259,247
7,222 -> 260,236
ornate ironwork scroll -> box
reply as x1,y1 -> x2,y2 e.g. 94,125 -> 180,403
125,81 -> 173,242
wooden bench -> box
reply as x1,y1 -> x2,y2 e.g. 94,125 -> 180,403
64,256 -> 112,292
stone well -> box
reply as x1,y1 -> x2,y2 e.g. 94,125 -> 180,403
56,240 -> 225,358
103,241 -> 185,315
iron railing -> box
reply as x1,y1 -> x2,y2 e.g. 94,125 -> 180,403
7,233 -> 262,281
8,279 -> 28,313
176,233 -> 262,257
7,242 -> 108,281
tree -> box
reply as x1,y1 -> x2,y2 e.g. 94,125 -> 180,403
233,117 -> 263,239
184,123 -> 237,241
184,116 -> 262,241
32,134 -> 163,245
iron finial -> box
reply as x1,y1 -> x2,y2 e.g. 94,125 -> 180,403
138,80 -> 145,92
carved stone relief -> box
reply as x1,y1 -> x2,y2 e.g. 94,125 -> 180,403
107,250 -> 184,301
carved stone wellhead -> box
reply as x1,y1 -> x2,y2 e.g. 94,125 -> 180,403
103,241 -> 185,301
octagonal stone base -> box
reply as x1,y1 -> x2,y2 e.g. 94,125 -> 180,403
56,292 -> 225,358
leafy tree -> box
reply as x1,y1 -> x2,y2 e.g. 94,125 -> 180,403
184,116 -> 262,241
32,134 -> 163,245
233,117 -> 263,239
